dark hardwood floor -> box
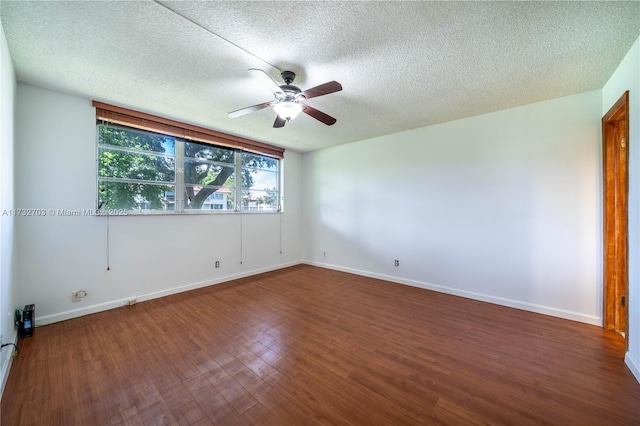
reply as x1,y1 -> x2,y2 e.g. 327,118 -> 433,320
2,265 -> 639,425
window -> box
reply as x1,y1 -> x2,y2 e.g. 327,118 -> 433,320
98,125 -> 176,211
97,124 -> 281,213
182,141 -> 236,211
241,153 -> 280,211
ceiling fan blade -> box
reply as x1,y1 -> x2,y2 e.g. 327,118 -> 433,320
228,101 -> 273,118
273,115 -> 286,128
301,104 -> 337,126
248,69 -> 284,96
300,81 -> 342,100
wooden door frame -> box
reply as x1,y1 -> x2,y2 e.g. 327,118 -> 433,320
602,90 -> 629,348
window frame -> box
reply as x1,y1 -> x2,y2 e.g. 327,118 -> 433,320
96,122 -> 282,215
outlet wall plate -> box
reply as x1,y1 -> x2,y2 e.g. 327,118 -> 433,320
72,290 -> 88,302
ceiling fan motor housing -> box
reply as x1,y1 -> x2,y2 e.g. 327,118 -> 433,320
277,71 -> 304,101
281,70 -> 296,85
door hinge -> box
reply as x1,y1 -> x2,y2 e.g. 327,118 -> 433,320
621,138 -> 627,148
621,296 -> 626,307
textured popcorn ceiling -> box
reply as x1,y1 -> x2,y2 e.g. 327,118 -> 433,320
1,1 -> 639,153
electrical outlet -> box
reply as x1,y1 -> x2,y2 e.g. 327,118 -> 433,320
215,260 -> 220,268
72,290 -> 88,302
394,260 -> 399,267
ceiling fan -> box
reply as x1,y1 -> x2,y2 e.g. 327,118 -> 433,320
228,69 -> 342,128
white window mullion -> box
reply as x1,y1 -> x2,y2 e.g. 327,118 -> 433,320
175,141 -> 185,212
278,158 -> 283,212
235,151 -> 242,212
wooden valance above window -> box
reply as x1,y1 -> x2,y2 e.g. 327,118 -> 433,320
93,101 -> 285,159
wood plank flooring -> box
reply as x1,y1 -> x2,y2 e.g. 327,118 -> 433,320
2,265 -> 639,425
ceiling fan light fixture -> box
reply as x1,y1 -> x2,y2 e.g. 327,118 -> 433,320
228,69 -> 341,127
273,101 -> 303,121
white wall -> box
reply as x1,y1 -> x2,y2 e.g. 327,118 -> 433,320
602,35 -> 640,383
15,84 -> 303,325
0,21 -> 18,395
303,90 -> 602,325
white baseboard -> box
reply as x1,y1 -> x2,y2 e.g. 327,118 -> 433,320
34,259 -> 601,328
305,261 -> 601,326
0,329 -> 18,399
134,261 -> 301,304
35,261 -> 302,326
625,352 -> 640,384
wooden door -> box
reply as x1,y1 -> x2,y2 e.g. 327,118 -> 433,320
602,91 -> 629,344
